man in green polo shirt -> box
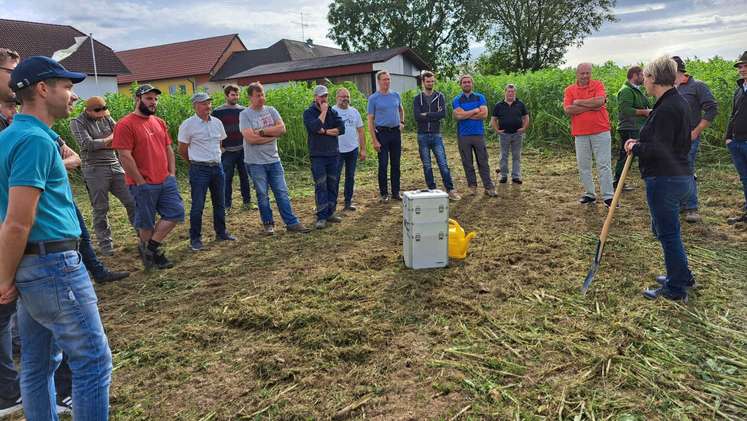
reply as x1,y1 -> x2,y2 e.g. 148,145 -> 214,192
614,65 -> 651,190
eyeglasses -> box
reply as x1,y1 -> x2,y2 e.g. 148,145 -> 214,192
92,106 -> 108,112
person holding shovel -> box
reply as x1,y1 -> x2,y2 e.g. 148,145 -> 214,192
625,56 -> 695,302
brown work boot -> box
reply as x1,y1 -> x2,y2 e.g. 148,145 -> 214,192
447,190 -> 462,201
485,188 -> 498,197
684,210 -> 701,223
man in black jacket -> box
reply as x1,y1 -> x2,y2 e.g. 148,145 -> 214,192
726,51 -> 747,225
413,71 -> 460,200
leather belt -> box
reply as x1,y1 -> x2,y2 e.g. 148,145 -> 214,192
25,239 -> 79,256
190,161 -> 221,167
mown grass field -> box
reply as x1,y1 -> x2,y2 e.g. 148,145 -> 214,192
15,134 -> 746,420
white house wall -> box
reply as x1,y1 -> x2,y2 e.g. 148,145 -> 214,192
74,76 -> 119,99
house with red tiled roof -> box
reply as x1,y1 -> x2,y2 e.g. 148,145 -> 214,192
116,34 -> 246,96
0,18 -> 129,98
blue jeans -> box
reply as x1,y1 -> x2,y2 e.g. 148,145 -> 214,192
247,161 -> 300,226
0,301 -> 19,400
681,138 -> 700,210
728,139 -> 747,210
417,133 -> 454,191
189,164 -> 227,241
221,149 -> 253,208
645,176 -> 694,290
311,156 -> 340,220
15,250 -> 112,421
337,148 -> 358,206
376,128 -> 401,196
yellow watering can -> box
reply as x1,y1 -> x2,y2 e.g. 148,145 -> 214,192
448,218 -> 476,259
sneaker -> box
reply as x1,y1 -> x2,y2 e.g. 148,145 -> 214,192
56,394 -> 72,415
447,190 -> 462,201
379,195 -> 390,203
512,178 -> 523,185
391,192 -> 402,201
343,203 -> 357,211
603,199 -> 619,209
622,184 -> 634,192
485,188 -> 498,197
727,213 -> 747,225
190,239 -> 203,251
262,224 -> 275,236
327,214 -> 342,223
684,210 -> 701,223
153,250 -> 174,269
642,286 -> 688,302
242,203 -> 258,211
216,233 -> 236,241
0,395 -> 22,417
138,242 -> 155,270
579,195 -> 596,205
93,270 -> 129,284
499,177 -> 508,184
287,223 -> 311,233
656,275 -> 697,289
98,245 -> 114,256
315,219 -> 327,230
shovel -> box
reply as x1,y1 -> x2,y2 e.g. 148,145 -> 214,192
581,152 -> 633,295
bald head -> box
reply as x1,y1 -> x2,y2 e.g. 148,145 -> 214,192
576,63 -> 593,86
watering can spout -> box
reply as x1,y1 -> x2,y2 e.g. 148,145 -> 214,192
465,232 -> 476,243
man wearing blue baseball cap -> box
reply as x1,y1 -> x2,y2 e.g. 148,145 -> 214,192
0,56 -> 112,420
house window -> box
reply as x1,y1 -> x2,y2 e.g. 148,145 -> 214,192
179,85 -> 187,94
168,85 -> 177,95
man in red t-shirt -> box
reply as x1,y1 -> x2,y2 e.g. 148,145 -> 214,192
112,84 -> 184,270
563,63 -> 614,207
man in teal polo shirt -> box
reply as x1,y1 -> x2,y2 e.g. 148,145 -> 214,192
0,56 -> 112,420
453,74 -> 496,196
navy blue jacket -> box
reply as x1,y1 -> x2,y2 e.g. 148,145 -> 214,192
413,91 -> 446,134
303,102 -> 345,157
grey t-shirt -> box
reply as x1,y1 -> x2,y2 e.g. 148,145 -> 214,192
239,106 -> 282,164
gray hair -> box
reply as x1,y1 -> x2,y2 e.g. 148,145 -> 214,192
644,55 -> 677,87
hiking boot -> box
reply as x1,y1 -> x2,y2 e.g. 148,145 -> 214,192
190,239 -> 203,251
216,232 -> 236,241
343,203 -> 357,211
499,176 -> 508,184
469,186 -> 478,196
684,210 -> 701,223
262,224 -> 275,236
727,213 -> 747,225
315,219 -> 327,230
579,195 -> 596,205
448,190 -> 462,201
93,270 -> 129,284
622,183 -> 634,192
391,192 -> 402,201
327,214 -> 343,223
0,395 -> 22,417
642,286 -> 688,302
604,199 -> 619,209
153,250 -> 174,270
287,223 -> 311,233
138,242 -> 155,270
512,178 -> 523,185
485,188 -> 498,197
379,195 -> 390,203
98,244 -> 114,256
55,394 -> 72,415
656,275 -> 697,289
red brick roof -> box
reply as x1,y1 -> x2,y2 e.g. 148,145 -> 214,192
0,18 -> 129,76
116,34 -> 241,84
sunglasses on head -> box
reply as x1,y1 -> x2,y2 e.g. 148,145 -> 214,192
92,106 -> 108,112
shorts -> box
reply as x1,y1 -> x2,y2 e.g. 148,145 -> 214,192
129,175 -> 185,230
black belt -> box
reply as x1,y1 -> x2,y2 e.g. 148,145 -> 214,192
376,126 -> 400,133
25,239 -> 79,256
191,161 -> 221,167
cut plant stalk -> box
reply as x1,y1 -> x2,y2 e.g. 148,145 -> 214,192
581,152 -> 633,294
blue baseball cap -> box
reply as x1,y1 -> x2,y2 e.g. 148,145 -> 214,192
10,56 -> 86,92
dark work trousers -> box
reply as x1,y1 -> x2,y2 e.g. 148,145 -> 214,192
457,134 -> 494,189
376,128 -> 402,197
614,129 -> 639,184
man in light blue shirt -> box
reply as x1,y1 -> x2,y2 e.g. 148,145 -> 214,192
0,56 -> 112,420
367,70 -> 405,202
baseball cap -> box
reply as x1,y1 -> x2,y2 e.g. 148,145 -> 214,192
190,92 -> 211,104
672,56 -> 687,73
735,51 -> 747,68
313,85 -> 328,96
135,84 -> 162,97
10,56 -> 86,91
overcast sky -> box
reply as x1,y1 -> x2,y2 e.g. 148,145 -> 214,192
3,0 -> 745,68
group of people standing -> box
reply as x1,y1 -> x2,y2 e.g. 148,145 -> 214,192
0,43 -> 745,420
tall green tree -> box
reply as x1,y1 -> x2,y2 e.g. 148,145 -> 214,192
327,0 -> 482,73
477,0 -> 616,73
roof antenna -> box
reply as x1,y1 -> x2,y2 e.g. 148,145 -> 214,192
291,11 -> 310,43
